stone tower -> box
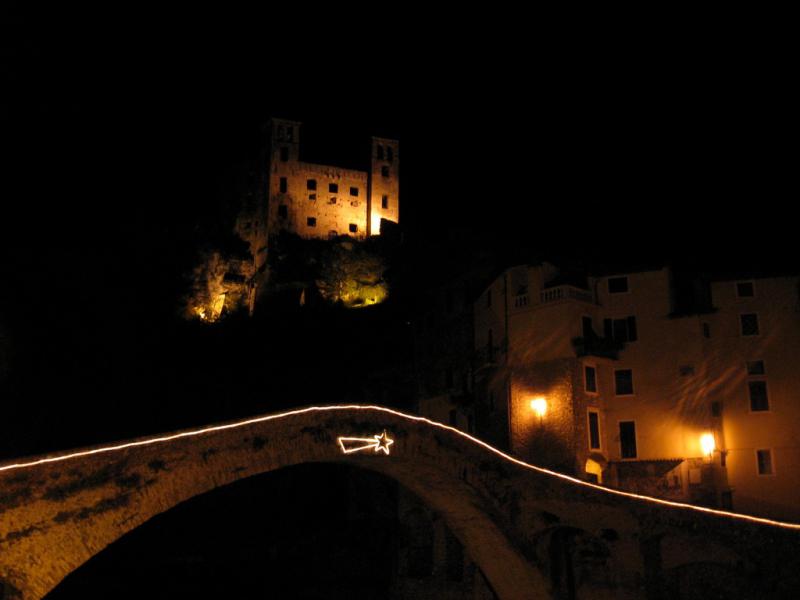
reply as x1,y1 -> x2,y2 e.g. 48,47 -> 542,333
368,137 -> 400,236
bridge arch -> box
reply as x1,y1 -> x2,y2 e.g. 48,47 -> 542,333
0,406 -> 549,600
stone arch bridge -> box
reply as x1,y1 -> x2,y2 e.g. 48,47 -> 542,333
1,405 -> 799,599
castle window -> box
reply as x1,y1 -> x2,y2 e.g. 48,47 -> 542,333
278,205 -> 287,219
349,186 -> 359,197
330,197 -> 337,204
614,369 -> 634,396
749,381 -> 769,411
307,217 -> 316,227
377,145 -> 384,160
736,281 -> 755,297
280,147 -> 289,162
740,313 -> 759,336
608,276 -> 629,294
279,177 -> 287,193
307,179 -> 317,191
349,223 -> 358,233
619,421 -> 637,459
329,183 -> 338,193
756,449 -> 773,475
387,146 -> 394,162
309,193 -> 316,201
381,165 -> 390,178
382,194 -> 389,209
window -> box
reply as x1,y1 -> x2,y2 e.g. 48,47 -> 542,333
349,223 -> 358,233
308,193 -> 316,201
381,165 -> 390,177
306,217 -> 316,227
604,316 -> 637,342
756,449 -> 773,475
382,194 -> 389,209
376,145 -> 384,160
279,177 -> 287,193
619,421 -> 637,458
307,179 -> 317,190
608,276 -> 629,294
386,146 -> 394,162
584,365 -> 597,393
740,313 -> 759,336
349,186 -> 359,197
749,380 -> 769,411
329,183 -> 338,193
747,360 -> 765,375
615,369 -> 634,395
736,281 -> 755,297
588,411 -> 601,450
278,204 -> 287,218
582,316 -> 594,338
280,147 -> 289,162
329,197 -> 337,204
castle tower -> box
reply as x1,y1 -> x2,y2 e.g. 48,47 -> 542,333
368,137 -> 400,236
266,118 -> 302,237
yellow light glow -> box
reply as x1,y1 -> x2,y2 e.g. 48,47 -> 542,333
1,405 -> 799,530
700,432 -> 716,456
530,397 -> 547,417
371,214 -> 382,235
337,431 -> 394,455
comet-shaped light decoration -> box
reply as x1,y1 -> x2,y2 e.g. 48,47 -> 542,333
337,431 -> 394,455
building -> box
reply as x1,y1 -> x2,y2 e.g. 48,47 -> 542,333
421,261 -> 800,522
237,118 -> 399,256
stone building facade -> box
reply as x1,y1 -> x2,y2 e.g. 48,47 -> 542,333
250,118 -> 399,247
420,262 -> 800,522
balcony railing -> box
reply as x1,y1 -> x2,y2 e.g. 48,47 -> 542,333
541,285 -> 594,305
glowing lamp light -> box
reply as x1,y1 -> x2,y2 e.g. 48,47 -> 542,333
530,397 -> 547,418
700,432 -> 716,456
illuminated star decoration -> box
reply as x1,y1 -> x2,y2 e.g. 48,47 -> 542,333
337,431 -> 394,455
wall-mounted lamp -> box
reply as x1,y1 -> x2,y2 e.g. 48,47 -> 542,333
700,432 -> 716,457
530,397 -> 547,419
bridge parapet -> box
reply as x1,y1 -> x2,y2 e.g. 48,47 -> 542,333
1,405 -> 799,599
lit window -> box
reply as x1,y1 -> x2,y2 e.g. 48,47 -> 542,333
756,449 -> 773,475
329,183 -> 338,193
619,421 -> 637,458
307,217 -> 316,227
584,365 -> 597,393
382,194 -> 389,209
614,369 -> 634,395
350,186 -> 359,197
349,223 -> 358,233
740,313 -> 759,336
279,177 -> 287,193
588,411 -> 600,450
307,179 -> 317,190
736,281 -> 755,297
749,381 -> 769,411
608,276 -> 629,294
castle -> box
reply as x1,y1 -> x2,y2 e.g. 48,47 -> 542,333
192,118 -> 400,320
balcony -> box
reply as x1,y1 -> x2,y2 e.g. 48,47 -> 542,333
541,285 -> 594,305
